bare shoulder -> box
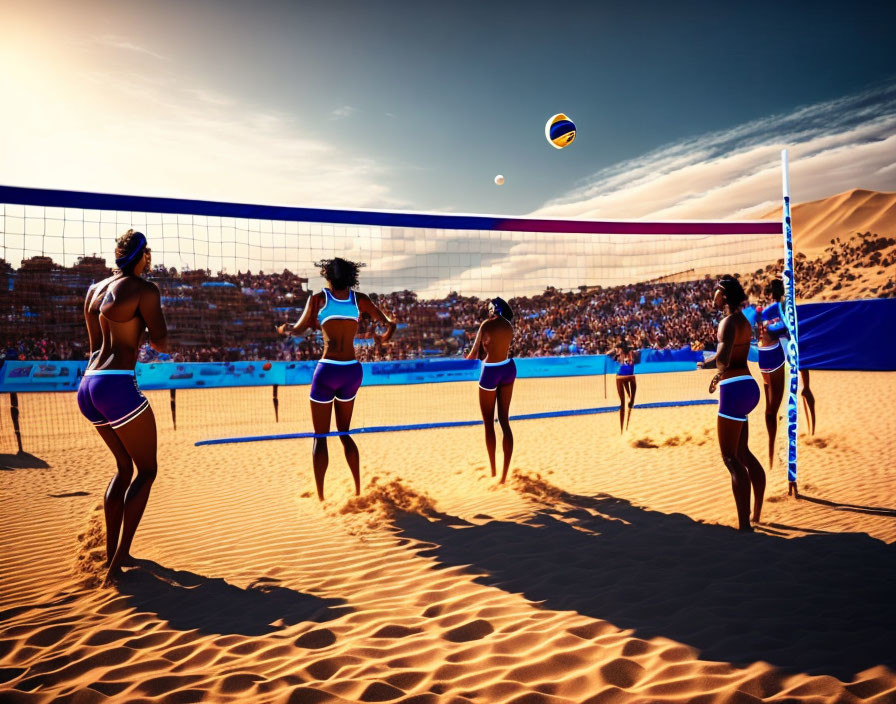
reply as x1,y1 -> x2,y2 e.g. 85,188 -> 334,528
86,275 -> 117,307
138,278 -> 160,294
718,314 -> 735,338
354,291 -> 381,313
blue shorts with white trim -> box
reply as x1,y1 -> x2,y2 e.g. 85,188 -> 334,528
718,375 -> 760,422
77,369 -> 150,430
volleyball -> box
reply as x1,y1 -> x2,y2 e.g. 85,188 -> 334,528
494,174 -> 505,186
545,113 -> 576,149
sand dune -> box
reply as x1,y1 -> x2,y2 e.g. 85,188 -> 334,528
763,188 -> 896,256
1,370 -> 895,703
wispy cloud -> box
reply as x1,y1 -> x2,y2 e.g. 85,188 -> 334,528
182,87 -> 234,107
94,34 -> 170,61
533,81 -> 896,220
330,105 -> 357,120
0,42 -> 406,211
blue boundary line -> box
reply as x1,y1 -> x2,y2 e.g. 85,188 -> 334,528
195,399 -> 717,446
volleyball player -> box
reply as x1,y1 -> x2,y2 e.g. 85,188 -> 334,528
466,298 -> 516,483
698,276 -> 766,531
612,342 -> 639,433
277,258 -> 395,501
77,230 -> 168,583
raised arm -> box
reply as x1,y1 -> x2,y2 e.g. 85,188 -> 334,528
357,293 -> 396,344
139,281 -> 169,353
278,292 -> 319,337
465,323 -> 484,361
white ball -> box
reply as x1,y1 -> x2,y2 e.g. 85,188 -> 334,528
494,174 -> 505,186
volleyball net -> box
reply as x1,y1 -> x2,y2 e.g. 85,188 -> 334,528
0,154 -> 798,480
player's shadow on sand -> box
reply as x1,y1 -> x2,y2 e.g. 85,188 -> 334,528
116,560 -> 350,637
396,490 -> 896,680
798,494 -> 896,517
0,452 -> 49,470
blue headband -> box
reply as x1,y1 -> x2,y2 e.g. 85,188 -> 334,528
115,232 -> 147,270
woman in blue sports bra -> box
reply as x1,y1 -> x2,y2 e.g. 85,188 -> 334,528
756,278 -> 789,469
611,342 -> 639,433
758,278 -> 816,444
277,258 -> 395,501
697,275 -> 766,531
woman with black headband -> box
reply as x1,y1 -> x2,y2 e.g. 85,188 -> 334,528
697,275 -> 765,531
465,297 -> 516,483
77,229 -> 168,583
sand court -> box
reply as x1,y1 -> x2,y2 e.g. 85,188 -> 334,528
1,370 -> 895,703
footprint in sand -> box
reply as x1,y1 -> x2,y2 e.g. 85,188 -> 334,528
295,628 -> 337,649
359,682 -> 405,702
443,619 -> 494,643
372,625 -> 422,639
600,657 -> 647,688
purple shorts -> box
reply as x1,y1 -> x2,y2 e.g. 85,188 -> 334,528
310,360 -> 363,403
718,375 -> 760,422
478,358 -> 517,391
77,370 -> 150,429
758,341 -> 786,373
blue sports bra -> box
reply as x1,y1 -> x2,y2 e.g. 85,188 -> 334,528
317,289 -> 360,325
761,302 -> 789,339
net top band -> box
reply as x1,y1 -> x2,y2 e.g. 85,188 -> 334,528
0,185 -> 783,236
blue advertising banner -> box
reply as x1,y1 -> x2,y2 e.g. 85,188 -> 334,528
136,361 -> 287,389
0,361 -> 85,392
797,298 -> 896,371
0,354 -> 700,393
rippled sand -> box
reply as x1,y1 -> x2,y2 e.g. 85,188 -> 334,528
2,369 -> 895,703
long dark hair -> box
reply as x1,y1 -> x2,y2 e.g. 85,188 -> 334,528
316,257 -> 365,290
767,278 -> 785,301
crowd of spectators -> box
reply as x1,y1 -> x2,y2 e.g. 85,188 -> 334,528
3,232 -> 893,363
793,232 -> 896,300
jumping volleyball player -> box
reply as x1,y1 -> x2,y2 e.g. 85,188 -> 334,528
698,275 -> 766,531
465,298 -> 515,483
77,230 -> 168,582
277,258 -> 395,501
612,342 -> 639,433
